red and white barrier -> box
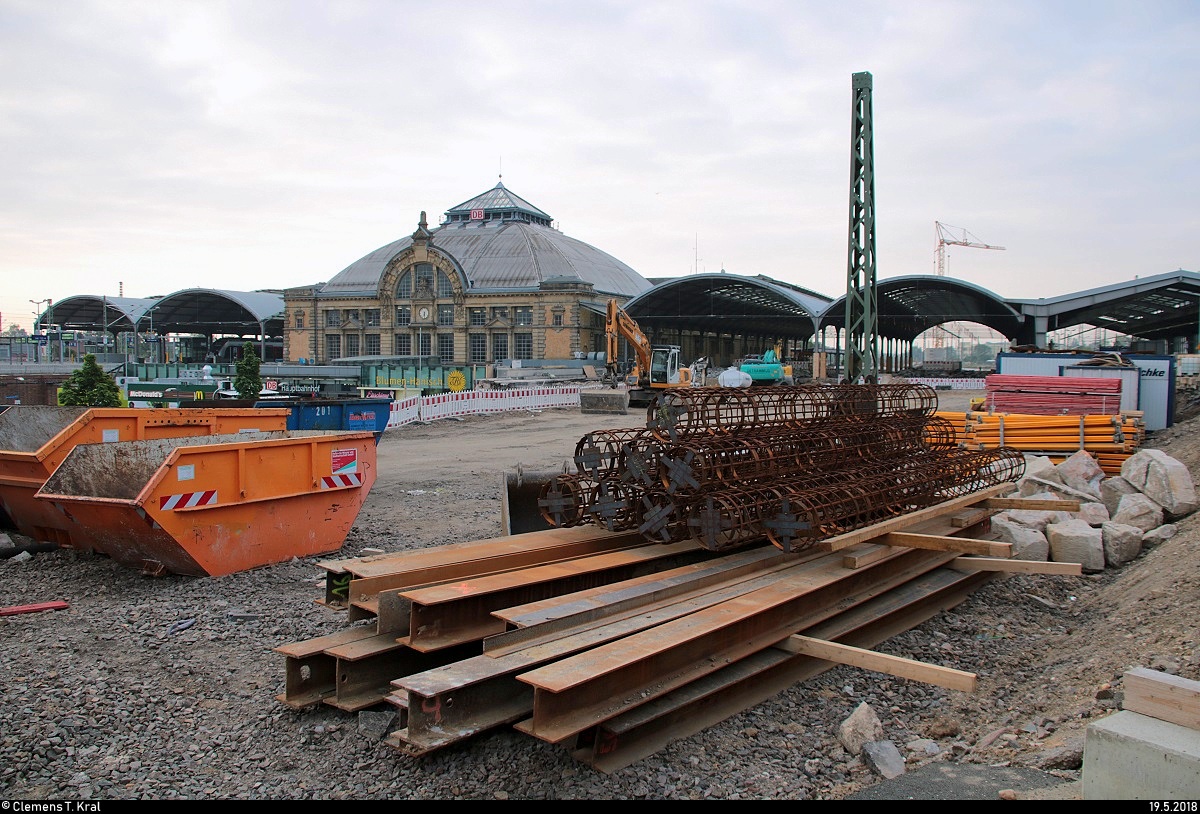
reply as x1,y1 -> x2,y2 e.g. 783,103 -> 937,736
387,394 -> 423,428
384,386 -> 582,429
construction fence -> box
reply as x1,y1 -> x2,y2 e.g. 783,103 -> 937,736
386,386 -> 583,429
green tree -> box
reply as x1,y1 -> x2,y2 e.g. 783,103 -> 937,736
233,342 -> 263,399
58,354 -> 122,407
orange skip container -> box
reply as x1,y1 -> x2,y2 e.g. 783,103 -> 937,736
35,429 -> 377,577
0,406 -> 291,548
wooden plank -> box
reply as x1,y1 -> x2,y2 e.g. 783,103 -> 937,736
773,634 -> 977,692
840,543 -> 899,569
949,556 -> 1082,575
980,497 -> 1082,511
880,532 -> 1011,558
819,484 -> 1014,552
950,508 -> 995,528
1123,667 -> 1200,730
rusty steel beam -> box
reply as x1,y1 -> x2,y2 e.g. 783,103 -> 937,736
513,547 -> 960,745
387,547 -> 814,755
402,540 -> 713,652
570,565 -> 995,773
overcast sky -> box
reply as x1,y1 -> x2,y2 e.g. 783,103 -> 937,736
2,0 -> 1197,335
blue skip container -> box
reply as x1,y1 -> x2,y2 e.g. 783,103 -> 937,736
252,397 -> 392,444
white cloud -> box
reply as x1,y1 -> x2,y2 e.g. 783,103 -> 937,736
1,0 -> 1197,332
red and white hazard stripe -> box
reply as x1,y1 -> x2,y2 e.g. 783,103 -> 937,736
159,490 -> 218,510
135,506 -> 163,530
321,473 -> 363,489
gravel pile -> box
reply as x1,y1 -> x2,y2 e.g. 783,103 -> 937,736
1,525 -> 1107,801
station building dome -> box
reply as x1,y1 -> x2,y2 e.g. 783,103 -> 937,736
283,181 -> 651,366
319,181 -> 651,299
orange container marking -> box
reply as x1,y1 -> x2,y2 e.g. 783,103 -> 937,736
0,406 -> 290,548
36,430 -> 377,577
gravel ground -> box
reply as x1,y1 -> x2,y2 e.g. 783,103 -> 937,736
2,389 -> 1197,800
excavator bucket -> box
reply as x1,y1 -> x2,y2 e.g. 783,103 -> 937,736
35,429 -> 376,577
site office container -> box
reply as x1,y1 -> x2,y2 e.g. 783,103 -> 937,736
36,429 -> 377,577
0,405 -> 291,548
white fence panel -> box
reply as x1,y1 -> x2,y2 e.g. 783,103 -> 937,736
387,395 -> 422,428
382,386 -> 583,431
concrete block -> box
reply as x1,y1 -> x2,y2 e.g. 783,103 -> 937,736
1082,710 -> 1200,800
579,389 -> 629,414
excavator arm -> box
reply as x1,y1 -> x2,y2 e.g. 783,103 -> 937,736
604,299 -> 653,386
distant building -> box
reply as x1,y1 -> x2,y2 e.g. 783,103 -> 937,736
283,181 -> 650,366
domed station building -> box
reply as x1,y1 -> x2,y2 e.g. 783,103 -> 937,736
282,181 -> 652,370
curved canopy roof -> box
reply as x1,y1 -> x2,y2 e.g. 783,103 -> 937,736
33,289 -> 284,337
320,181 -> 651,299
623,273 -> 831,340
35,295 -> 159,333
143,289 -> 284,336
819,275 -> 1026,342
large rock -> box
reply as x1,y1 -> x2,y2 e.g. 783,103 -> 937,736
1046,518 -> 1105,573
1142,524 -> 1178,547
1004,491 -> 1075,531
1111,493 -> 1165,532
990,515 -> 1050,561
1101,522 -> 1144,567
1099,476 -> 1140,518
1056,450 -> 1105,498
1120,449 -> 1198,517
1076,500 -> 1111,527
1018,456 -> 1062,496
861,740 -> 906,779
838,701 -> 883,756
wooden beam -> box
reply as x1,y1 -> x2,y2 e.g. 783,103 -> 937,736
819,484 -> 1014,552
841,543 -> 898,569
950,557 -> 1082,575
773,634 -> 977,692
880,532 -> 1011,557
980,497 -> 1081,511
950,508 -> 995,528
1122,667 -> 1200,730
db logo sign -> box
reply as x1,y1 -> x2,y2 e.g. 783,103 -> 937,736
263,380 -> 278,391
470,208 -> 484,220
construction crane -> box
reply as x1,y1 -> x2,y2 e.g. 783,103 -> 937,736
928,221 -> 1006,350
934,221 -> 1005,278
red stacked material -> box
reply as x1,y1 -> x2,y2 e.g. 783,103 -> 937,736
984,374 -> 1123,416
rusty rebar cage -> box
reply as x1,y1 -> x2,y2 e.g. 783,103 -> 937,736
539,383 -> 1026,554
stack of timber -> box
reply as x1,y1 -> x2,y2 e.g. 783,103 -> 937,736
935,410 -> 1146,476
275,487 -> 1082,772
983,373 -> 1124,415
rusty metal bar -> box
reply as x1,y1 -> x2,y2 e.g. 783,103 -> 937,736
402,540 -> 712,652
571,565 -> 995,773
513,547 -> 960,744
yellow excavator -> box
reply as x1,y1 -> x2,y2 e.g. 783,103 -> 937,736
599,299 -> 691,406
